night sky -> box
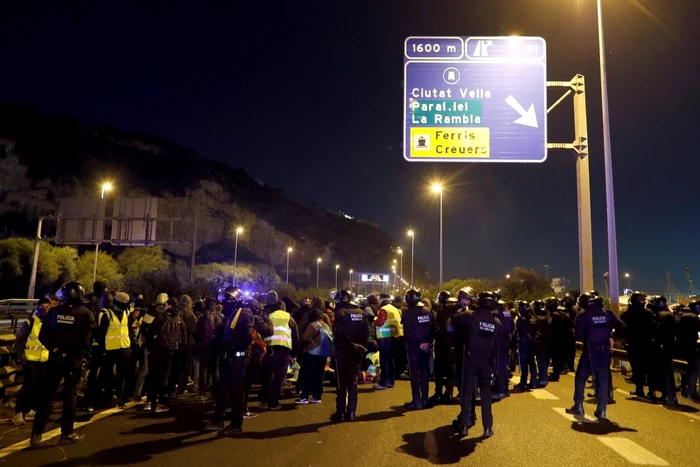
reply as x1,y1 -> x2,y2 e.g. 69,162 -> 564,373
1,0 -> 699,294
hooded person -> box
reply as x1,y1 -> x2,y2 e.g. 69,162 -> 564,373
97,292 -> 132,408
295,303 -> 333,405
144,295 -> 181,413
194,298 -> 224,399
177,295 -> 197,396
260,290 -> 299,410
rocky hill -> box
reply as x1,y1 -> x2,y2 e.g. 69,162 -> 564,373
0,104 -> 426,288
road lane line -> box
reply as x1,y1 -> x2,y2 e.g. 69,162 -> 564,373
552,407 -> 595,422
597,437 -> 669,465
0,401 -> 136,459
530,389 -> 559,400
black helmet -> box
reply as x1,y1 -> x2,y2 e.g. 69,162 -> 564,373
494,291 -> 502,302
405,289 -> 422,307
437,290 -> 452,306
477,291 -> 498,310
560,293 -> 575,307
544,296 -> 559,311
219,286 -> 242,304
577,292 -> 592,309
496,300 -> 506,312
337,289 -> 355,304
687,301 -> 700,314
629,291 -> 647,306
57,281 -> 85,306
457,287 -> 475,301
531,299 -> 545,312
591,295 -> 605,307
650,295 -> 668,312
517,300 -> 531,314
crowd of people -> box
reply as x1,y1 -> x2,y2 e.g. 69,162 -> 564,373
10,280 -> 700,446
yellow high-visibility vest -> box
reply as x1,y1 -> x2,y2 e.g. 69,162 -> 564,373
266,310 -> 292,349
376,304 -> 403,339
104,309 -> 131,351
25,316 -> 49,363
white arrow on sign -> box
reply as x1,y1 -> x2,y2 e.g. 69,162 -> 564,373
505,95 -> 538,128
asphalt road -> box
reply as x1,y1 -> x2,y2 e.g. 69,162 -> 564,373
1,370 -> 699,467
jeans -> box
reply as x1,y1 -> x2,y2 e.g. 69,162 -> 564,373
262,347 -> 291,407
378,339 -> 395,387
32,354 -> 82,436
301,353 -> 327,401
148,350 -> 173,410
178,345 -> 194,394
134,349 -> 149,397
16,360 -> 48,415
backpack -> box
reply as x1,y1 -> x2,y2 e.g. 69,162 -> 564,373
249,328 -> 267,363
155,314 -> 181,350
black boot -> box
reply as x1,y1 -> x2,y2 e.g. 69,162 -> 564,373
329,412 -> 344,422
458,424 -> 468,437
218,424 -> 243,437
594,408 -> 607,420
345,412 -> 356,421
483,427 -> 494,438
566,404 -> 584,416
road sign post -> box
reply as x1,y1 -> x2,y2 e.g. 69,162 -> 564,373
404,36 -> 547,163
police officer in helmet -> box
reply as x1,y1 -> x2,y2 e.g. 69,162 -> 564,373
620,291 -> 655,398
515,300 -> 537,391
31,282 -> 95,447
566,291 -> 625,420
433,290 -> 459,404
546,296 -> 567,382
677,301 -> 700,399
453,287 -> 476,398
560,293 -> 577,372
454,291 -> 501,437
492,300 -> 514,399
212,286 -> 273,436
402,289 -> 436,410
648,295 -> 678,405
331,290 -> 371,422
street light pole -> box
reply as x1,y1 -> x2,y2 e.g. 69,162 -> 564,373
597,0 -> 621,313
625,273 -> 630,290
432,184 -> 444,290
316,258 -> 322,288
349,269 -> 353,293
286,247 -> 292,284
398,248 -> 403,283
335,264 -> 340,290
407,230 -> 415,287
233,227 -> 243,286
93,182 -> 112,285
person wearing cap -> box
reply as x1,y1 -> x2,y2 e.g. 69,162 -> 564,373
13,298 -> 52,426
260,290 -> 299,410
97,291 -> 132,408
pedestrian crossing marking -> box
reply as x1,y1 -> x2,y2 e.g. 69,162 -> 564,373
552,407 -> 595,422
597,437 -> 669,465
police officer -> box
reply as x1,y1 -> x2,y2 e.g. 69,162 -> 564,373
331,290 -> 370,422
515,301 -> 537,391
492,300 -> 514,399
453,287 -> 476,400
546,297 -> 567,382
532,299 -> 552,387
620,291 -> 656,398
212,287 -> 273,436
432,291 -> 459,404
677,301 -> 700,399
567,291 -> 625,420
402,289 -> 436,410
647,295 -> 677,405
31,282 -> 95,447
454,291 -> 501,437
560,294 -> 577,372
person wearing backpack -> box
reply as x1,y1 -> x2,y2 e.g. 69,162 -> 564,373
145,297 -> 182,413
295,302 -> 333,405
194,298 -> 223,400
243,298 -> 268,418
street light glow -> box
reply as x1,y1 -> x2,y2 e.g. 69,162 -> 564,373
101,182 -> 113,192
505,274 -> 511,279
236,227 -> 244,234
407,230 -> 414,237
288,247 -> 293,253
317,258 -> 322,263
397,248 -> 402,254
336,264 -> 340,269
625,273 -> 630,278
349,269 -> 353,274
431,183 -> 443,193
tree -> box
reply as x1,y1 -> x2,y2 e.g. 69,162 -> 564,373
117,246 -> 171,293
500,267 -> 554,302
38,242 -> 78,290
75,251 -> 124,291
0,237 -> 34,298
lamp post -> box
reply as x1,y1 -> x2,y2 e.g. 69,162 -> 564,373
431,183 -> 444,290
93,182 -> 113,284
398,248 -> 403,282
286,247 -> 293,284
349,269 -> 353,293
335,264 -> 340,290
316,258 -> 322,288
233,227 -> 243,286
624,272 -> 630,291
505,274 -> 511,280
407,230 -> 415,287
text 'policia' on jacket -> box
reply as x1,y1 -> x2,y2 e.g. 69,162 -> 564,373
376,304 -> 403,339
266,309 -> 293,349
102,309 -> 131,350
25,316 -> 49,362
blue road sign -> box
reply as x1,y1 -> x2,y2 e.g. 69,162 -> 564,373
404,36 -> 547,163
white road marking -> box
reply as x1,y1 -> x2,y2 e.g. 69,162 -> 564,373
615,388 -> 630,397
530,389 -> 559,400
552,407 -> 595,422
597,437 -> 669,465
0,402 -> 137,459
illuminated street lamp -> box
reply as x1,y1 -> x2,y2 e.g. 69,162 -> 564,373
431,183 -> 444,290
349,269 -> 353,293
397,248 -> 404,283
407,230 -> 415,287
233,227 -> 243,286
335,264 -> 340,290
624,272 -> 630,290
505,274 -> 511,280
94,182 -> 113,284
286,247 -> 293,284
316,258 -> 322,288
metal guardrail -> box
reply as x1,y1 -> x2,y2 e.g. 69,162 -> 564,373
575,341 -> 690,373
0,299 -> 38,332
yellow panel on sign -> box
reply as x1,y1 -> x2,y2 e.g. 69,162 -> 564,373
409,127 -> 490,159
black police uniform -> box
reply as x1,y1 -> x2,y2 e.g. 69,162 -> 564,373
571,302 -> 625,418
548,304 -> 568,381
620,301 -> 656,396
676,309 -> 700,398
33,303 -> 95,440
434,300 -> 458,401
493,305 -> 514,397
402,302 -> 436,409
534,306 -> 552,387
214,302 -> 272,435
332,301 -> 370,421
562,303 -> 578,372
457,305 -> 501,435
516,308 -> 538,389
651,307 -> 677,404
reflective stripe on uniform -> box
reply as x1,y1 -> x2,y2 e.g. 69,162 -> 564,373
104,309 -> 131,350
376,304 -> 403,338
25,317 -> 49,363
266,310 -> 292,349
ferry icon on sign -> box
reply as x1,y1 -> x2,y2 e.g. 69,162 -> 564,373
443,67 -> 460,85
414,134 -> 430,151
